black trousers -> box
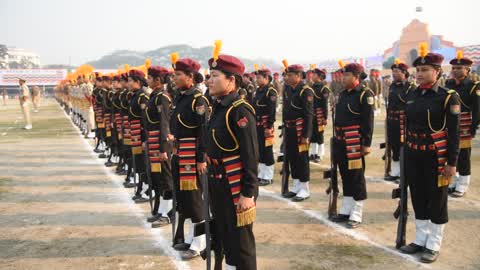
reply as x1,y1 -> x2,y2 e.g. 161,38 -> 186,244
133,153 -> 146,195
457,148 -> 471,176
406,148 -> 448,224
209,166 -> 257,270
151,156 -> 174,215
171,155 -> 204,223
311,121 -> 325,144
285,126 -> 310,182
333,139 -> 367,201
256,125 -> 274,166
387,119 -> 401,161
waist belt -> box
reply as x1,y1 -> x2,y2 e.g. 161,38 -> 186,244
335,125 -> 362,170
130,119 -> 142,154
147,130 -> 161,173
122,115 -> 131,145
177,137 -> 197,191
460,111 -> 472,149
208,155 -> 256,227
315,107 -> 326,132
104,113 -> 111,137
257,115 -> 274,147
114,113 -> 123,140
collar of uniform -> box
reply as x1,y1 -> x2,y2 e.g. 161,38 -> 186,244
180,86 -> 196,96
418,81 -> 440,93
313,82 -> 325,88
347,83 -> 362,93
454,77 -> 469,86
218,91 -> 239,107
293,82 -> 305,92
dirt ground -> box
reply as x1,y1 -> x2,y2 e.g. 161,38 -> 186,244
0,99 -> 479,270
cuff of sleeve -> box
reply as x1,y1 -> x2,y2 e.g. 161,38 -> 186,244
241,188 -> 254,198
196,153 -> 206,163
447,159 -> 457,167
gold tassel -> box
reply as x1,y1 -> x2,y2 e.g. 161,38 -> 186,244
151,163 -> 161,173
318,125 -> 325,132
298,143 -> 309,153
265,137 -> 274,147
118,133 -> 123,140
106,131 -> 111,137
180,180 -> 198,191
97,123 -> 105,128
123,139 -> 131,145
132,146 -> 143,155
348,159 -> 362,170
460,139 -> 471,149
237,206 -> 256,227
438,175 -> 451,187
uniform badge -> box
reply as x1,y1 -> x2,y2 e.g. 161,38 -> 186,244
237,117 -> 248,128
450,105 -> 460,115
367,97 -> 374,105
270,95 -> 277,102
476,89 -> 480,96
157,105 -> 162,113
195,105 -> 206,115
323,93 -> 329,98
307,95 -> 313,102
140,104 -> 146,110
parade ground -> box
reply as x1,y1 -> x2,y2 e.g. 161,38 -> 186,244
1,99 -> 479,270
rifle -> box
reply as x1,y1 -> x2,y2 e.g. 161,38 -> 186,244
323,105 -> 338,219
140,101 -> 154,213
200,104 -> 211,270
392,117 -> 408,249
280,124 -> 290,196
280,86 -> 290,196
380,105 -> 392,177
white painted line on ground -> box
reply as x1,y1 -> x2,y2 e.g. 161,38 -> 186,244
60,103 -> 191,270
259,188 -> 431,269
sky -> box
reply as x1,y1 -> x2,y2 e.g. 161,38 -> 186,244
1,0 -> 479,66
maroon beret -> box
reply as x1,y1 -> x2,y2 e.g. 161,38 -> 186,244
342,63 -> 364,75
286,64 -> 304,73
129,69 -> 146,80
208,54 -> 245,77
120,73 -> 128,81
450,57 -> 473,66
413,53 -> 444,67
256,68 -> 272,76
312,68 -> 327,76
174,58 -> 200,73
112,75 -> 122,81
101,75 -> 111,81
148,66 -> 170,78
391,63 -> 409,72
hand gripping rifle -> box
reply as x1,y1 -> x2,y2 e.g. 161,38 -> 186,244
392,116 -> 408,249
323,105 -> 338,219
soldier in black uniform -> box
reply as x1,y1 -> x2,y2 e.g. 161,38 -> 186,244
330,63 -> 374,229
399,51 -> 460,263
127,69 -> 150,203
252,68 -> 278,186
309,68 -> 330,162
144,66 -> 175,227
170,57 -> 208,259
281,64 -> 314,202
445,51 -> 480,197
384,60 -> 415,181
93,75 -> 106,155
102,75 -> 116,167
119,74 -> 136,187
207,53 -> 259,270
111,75 -> 124,171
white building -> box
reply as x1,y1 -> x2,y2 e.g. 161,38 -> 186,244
3,47 -> 41,68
